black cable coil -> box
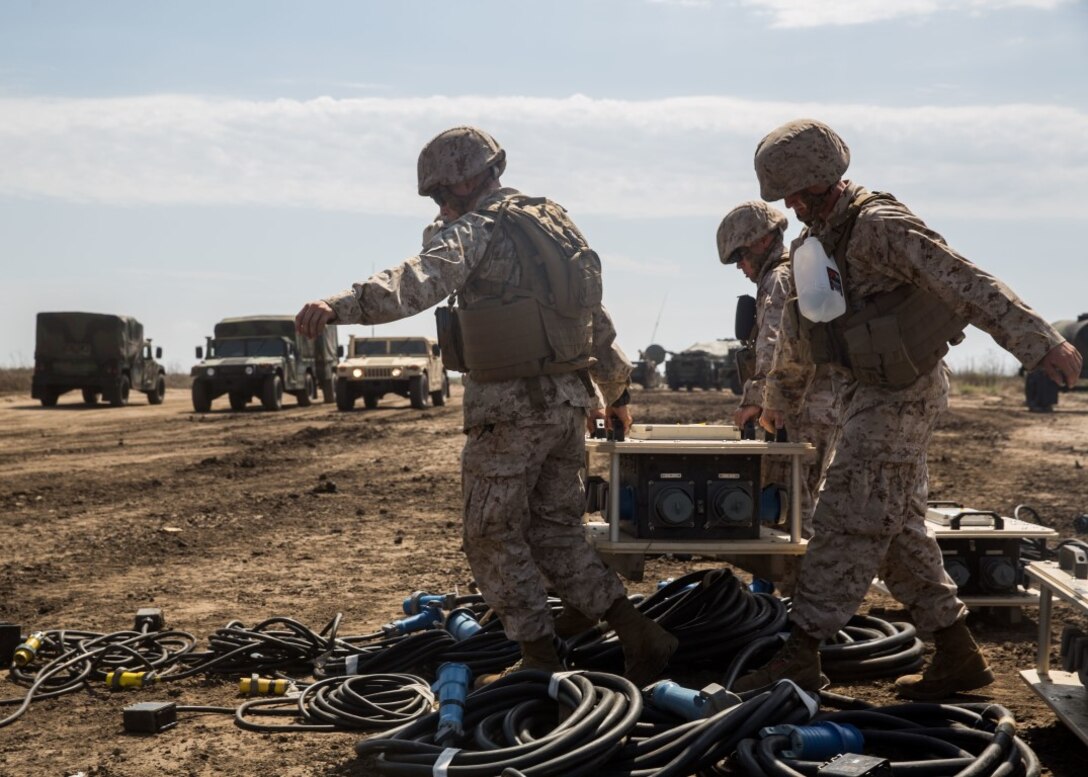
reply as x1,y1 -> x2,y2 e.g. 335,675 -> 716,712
235,672 -> 435,733
735,695 -> 1041,777
565,568 -> 787,673
355,669 -> 643,776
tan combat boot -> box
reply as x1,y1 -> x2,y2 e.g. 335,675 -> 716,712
895,619 -> 994,700
554,602 -> 597,639
604,597 -> 679,688
731,630 -> 826,693
475,636 -> 563,687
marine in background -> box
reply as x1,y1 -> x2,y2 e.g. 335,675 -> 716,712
732,118 -> 1082,700
717,201 -> 845,540
295,126 -> 678,686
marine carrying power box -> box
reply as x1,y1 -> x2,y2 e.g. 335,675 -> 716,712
619,452 -> 762,540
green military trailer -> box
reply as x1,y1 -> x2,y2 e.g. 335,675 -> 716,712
190,316 -> 338,412
32,312 -> 166,407
665,339 -> 744,394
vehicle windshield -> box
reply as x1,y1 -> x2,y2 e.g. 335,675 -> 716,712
352,339 -> 429,356
214,338 -> 286,358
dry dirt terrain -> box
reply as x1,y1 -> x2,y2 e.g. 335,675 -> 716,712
0,378 -> 1086,776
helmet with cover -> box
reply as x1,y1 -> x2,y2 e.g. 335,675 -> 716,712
417,126 -> 507,197
717,201 -> 788,265
754,119 -> 850,202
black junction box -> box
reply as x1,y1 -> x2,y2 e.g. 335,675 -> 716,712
938,536 -> 1022,596
619,453 -> 761,540
123,701 -> 178,734
0,623 -> 21,666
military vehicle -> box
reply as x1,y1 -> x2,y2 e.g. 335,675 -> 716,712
335,335 -> 449,410
1025,313 -> 1088,412
665,339 -> 743,394
190,316 -> 338,412
32,312 -> 166,408
630,344 -> 665,389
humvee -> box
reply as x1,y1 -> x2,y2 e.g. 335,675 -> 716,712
335,336 -> 449,410
190,316 -> 338,412
32,312 -> 166,407
665,339 -> 743,394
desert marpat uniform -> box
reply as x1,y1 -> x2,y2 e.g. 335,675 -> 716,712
325,186 -> 628,641
766,181 -> 1064,639
746,251 -> 844,538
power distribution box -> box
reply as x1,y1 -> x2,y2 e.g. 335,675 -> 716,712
619,452 -> 762,539
939,536 -> 1022,596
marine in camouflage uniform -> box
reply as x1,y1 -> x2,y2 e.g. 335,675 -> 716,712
296,127 -> 677,685
717,202 -> 845,541
733,119 -> 1082,700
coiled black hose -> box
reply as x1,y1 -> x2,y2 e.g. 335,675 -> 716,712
1,627 -> 197,729
355,670 -> 643,776
235,673 -> 434,733
600,680 -> 818,776
565,568 -> 787,673
819,615 -> 925,681
735,696 -> 1041,777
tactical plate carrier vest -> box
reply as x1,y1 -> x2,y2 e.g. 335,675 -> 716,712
435,195 -> 601,383
797,192 -> 966,389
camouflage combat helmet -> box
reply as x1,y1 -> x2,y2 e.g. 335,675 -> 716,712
754,119 -> 850,202
417,126 -> 507,196
717,201 -> 788,264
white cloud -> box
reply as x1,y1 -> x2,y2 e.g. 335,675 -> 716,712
0,92 -> 1085,221
738,0 -> 1072,28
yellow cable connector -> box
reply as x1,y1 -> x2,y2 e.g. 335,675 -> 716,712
239,676 -> 291,696
105,671 -> 157,690
12,632 -> 45,668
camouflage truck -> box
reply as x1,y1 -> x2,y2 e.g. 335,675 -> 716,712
1024,313 -> 1088,412
335,335 -> 449,410
665,339 -> 743,394
190,316 -> 338,412
630,344 -> 666,389
32,312 -> 165,407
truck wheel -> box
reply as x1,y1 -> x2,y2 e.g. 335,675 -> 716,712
261,374 -> 284,411
40,389 -> 59,407
192,381 -> 212,413
409,374 -> 429,409
297,373 -> 315,407
147,376 -> 166,405
322,375 -> 337,404
82,388 -> 99,406
109,376 -> 131,407
363,393 -> 379,410
1025,370 -> 1059,412
335,380 -> 354,411
229,391 -> 248,412
431,375 -> 448,406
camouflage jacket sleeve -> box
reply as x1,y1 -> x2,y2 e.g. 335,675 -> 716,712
853,206 -> 1064,369
323,216 -> 489,326
763,297 -> 813,414
588,304 -> 632,407
742,262 -> 792,407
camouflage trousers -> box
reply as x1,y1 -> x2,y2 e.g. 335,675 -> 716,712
790,366 -> 966,640
461,403 -> 625,642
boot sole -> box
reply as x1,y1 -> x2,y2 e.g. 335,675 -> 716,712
895,667 -> 996,701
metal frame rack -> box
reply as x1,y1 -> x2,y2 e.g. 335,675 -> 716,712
1019,561 -> 1088,746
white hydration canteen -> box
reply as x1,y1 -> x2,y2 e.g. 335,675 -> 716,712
793,236 -> 847,323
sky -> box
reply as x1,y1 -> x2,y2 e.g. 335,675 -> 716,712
2,0 -> 1086,376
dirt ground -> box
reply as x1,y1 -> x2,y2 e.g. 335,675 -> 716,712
1,377 -> 1086,776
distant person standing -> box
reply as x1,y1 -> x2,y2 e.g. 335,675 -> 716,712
717,201 -> 844,540
295,126 -> 677,686
732,118 -> 1082,699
